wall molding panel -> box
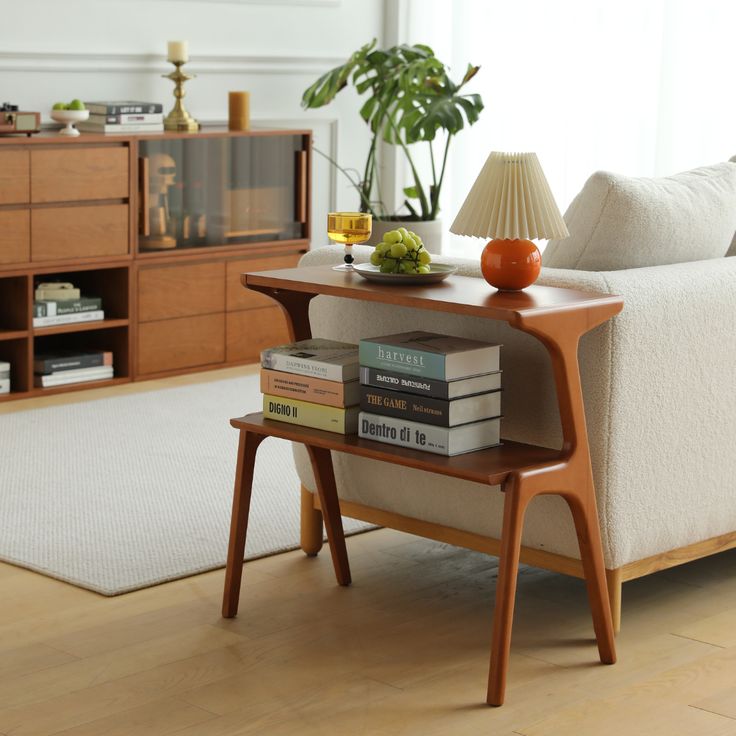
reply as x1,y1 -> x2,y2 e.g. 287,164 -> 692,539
0,50 -> 343,76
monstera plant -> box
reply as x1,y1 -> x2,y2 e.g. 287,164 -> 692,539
302,40 -> 484,223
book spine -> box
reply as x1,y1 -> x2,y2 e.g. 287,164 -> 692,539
359,366 -> 450,399
34,353 -> 105,374
91,113 -> 164,124
359,342 -> 446,380
35,367 -> 113,387
87,104 -> 163,115
260,369 -> 358,408
34,298 -> 102,318
263,394 -> 357,434
360,385 -> 454,426
33,310 -> 104,328
261,352 -> 353,382
77,123 -> 164,133
0,378 -> 9,394
358,412 -> 454,455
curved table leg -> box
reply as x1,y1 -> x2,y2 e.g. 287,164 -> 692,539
222,430 -> 266,618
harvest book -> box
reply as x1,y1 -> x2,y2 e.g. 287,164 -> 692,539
261,339 -> 359,382
359,412 -> 500,456
360,385 -> 501,427
360,331 -> 500,381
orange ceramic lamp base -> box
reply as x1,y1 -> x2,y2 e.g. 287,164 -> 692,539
480,238 -> 541,291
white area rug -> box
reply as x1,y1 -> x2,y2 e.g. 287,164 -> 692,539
0,374 -> 370,595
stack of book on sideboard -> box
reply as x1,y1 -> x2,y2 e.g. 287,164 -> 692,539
34,351 -> 114,388
78,101 -> 164,134
0,361 -> 9,395
33,282 -> 104,328
358,331 -> 502,456
260,339 -> 360,434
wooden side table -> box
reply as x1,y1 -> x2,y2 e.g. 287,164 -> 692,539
222,266 -> 623,706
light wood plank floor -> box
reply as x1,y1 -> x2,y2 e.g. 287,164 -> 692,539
2,369 -> 736,735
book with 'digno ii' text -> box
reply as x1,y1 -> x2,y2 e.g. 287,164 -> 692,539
359,331 -> 501,381
263,394 -> 360,434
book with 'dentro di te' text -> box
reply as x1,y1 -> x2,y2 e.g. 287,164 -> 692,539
359,331 -> 501,381
263,394 -> 360,434
358,412 -> 501,456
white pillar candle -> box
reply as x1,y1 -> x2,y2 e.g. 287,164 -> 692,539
167,40 -> 189,63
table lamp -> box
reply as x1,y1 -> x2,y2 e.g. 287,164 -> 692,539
450,151 -> 569,290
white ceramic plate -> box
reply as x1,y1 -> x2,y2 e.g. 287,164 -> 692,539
353,262 -> 458,285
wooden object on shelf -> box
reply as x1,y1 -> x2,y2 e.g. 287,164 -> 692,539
221,266 -> 622,707
0,128 -> 311,400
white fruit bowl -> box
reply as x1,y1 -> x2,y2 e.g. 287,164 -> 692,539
50,109 -> 89,137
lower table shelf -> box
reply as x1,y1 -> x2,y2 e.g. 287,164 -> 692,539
231,413 -> 564,486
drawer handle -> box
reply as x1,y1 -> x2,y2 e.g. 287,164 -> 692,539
139,156 -> 150,236
295,149 -> 307,225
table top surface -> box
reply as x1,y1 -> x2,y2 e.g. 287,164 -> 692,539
243,266 -> 623,324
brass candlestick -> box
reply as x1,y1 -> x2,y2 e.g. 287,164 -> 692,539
162,61 -> 200,132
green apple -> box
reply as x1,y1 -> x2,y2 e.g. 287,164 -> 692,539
52,102 -> 66,110
68,99 -> 85,111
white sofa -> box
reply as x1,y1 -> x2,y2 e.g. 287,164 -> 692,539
293,243 -> 736,629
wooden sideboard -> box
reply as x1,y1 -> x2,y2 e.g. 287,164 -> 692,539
0,128 -> 311,400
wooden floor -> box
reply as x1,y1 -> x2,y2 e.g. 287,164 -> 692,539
2,369 -> 736,735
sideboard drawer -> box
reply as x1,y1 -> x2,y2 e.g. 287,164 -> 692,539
31,204 -> 129,262
226,252 -> 302,312
226,306 -> 289,363
0,150 -> 30,204
138,261 -> 225,322
138,313 -> 225,375
31,147 -> 129,203
0,210 -> 30,265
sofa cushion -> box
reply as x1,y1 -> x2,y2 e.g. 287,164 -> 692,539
544,163 -> 736,270
728,155 -> 736,256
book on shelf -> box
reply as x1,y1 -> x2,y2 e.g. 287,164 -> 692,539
33,310 -> 105,328
0,378 -> 9,395
33,297 -> 102,318
89,113 -> 164,125
0,361 -> 9,379
358,412 -> 501,456
35,282 -> 80,301
360,384 -> 501,428
77,122 -> 164,134
359,366 -> 502,400
84,101 -> 163,115
261,339 -> 359,382
359,331 -> 501,381
263,394 -> 359,434
34,350 -> 112,375
260,369 -> 359,408
34,365 -> 114,388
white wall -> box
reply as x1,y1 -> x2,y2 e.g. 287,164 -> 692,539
0,0 -> 386,244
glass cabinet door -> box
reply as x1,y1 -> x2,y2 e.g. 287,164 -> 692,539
138,134 -> 307,252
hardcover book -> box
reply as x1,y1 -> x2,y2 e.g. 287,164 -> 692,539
360,366 -> 502,400
0,378 -> 9,395
85,101 -> 164,115
34,350 -> 112,375
89,113 -> 164,125
34,365 -> 114,388
33,298 -> 102,318
0,361 -> 9,380
358,412 -> 501,456
33,310 -> 104,328
260,369 -> 360,408
263,394 -> 359,434
261,339 -> 359,382
34,283 -> 80,301
359,331 -> 501,381
360,385 -> 501,427
77,122 -> 165,134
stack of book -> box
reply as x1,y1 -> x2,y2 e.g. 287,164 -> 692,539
33,282 -> 104,328
0,361 -> 9,394
260,339 -> 360,434
78,102 -> 164,134
34,350 -> 114,388
358,331 -> 502,456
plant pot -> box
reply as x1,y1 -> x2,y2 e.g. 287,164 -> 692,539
368,219 -> 444,254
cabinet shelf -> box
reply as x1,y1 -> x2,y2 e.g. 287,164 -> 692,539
31,376 -> 130,397
33,318 -> 129,337
0,329 -> 29,341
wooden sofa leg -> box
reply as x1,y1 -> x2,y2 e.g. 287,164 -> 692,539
300,485 -> 324,557
606,568 -> 622,634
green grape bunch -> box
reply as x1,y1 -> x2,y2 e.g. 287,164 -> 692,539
369,228 -> 432,274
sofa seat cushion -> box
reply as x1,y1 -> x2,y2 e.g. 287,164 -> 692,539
544,163 -> 736,270
728,155 -> 736,256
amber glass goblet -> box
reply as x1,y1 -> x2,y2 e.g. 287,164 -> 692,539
327,212 -> 372,271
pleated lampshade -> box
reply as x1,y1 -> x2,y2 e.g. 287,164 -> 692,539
450,152 -> 569,241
